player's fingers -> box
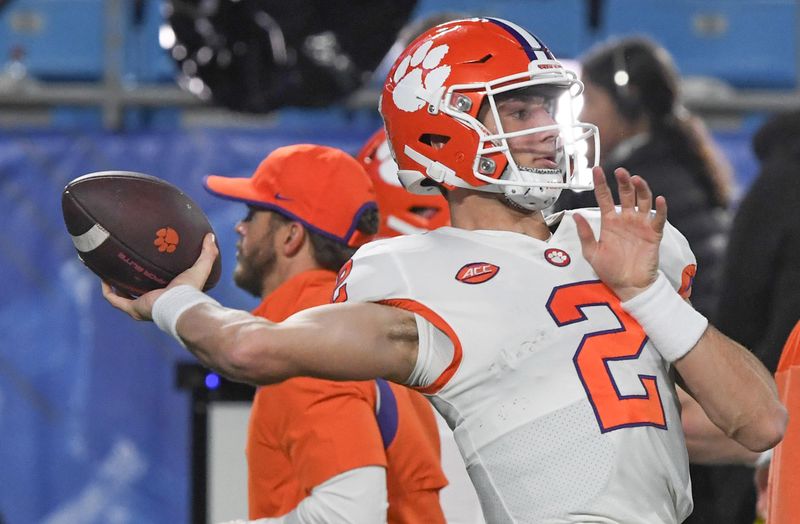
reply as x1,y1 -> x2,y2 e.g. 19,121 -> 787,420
591,166 -> 615,214
172,233 -> 218,289
197,232 -> 219,266
631,175 -> 653,214
101,280 -> 142,319
101,280 -> 124,306
573,212 -> 597,258
616,168 -> 635,211
653,195 -> 668,233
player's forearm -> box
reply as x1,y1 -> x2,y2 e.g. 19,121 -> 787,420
618,273 -> 786,451
680,389 -> 761,465
158,287 -> 417,385
675,325 -> 786,452
176,303 -> 292,385
685,427 -> 760,465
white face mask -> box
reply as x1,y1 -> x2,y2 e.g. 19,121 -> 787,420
470,82 -> 598,211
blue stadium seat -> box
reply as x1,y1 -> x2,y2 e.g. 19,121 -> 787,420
0,0 -> 175,83
0,0 -> 105,80
601,0 -> 798,88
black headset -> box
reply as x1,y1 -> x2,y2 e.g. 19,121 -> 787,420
611,44 -> 644,121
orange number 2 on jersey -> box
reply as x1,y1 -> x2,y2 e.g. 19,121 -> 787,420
546,280 -> 667,433
332,259 -> 353,303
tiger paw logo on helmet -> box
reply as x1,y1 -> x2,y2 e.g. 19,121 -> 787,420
392,40 -> 451,113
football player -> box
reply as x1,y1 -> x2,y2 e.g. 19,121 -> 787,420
104,18 -> 785,523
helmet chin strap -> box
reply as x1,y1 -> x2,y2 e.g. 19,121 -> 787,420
501,166 -> 564,211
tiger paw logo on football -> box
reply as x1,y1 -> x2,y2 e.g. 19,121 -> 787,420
391,40 -> 451,113
154,227 -> 180,253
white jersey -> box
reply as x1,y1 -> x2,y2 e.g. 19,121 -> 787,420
338,209 -> 697,524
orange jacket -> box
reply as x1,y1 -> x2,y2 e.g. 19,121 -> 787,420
767,319 -> 800,522
246,269 -> 447,523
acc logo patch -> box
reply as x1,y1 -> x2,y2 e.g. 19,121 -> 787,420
544,248 -> 570,267
456,262 -> 500,284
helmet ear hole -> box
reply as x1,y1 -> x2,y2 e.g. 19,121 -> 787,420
419,134 -> 451,150
409,206 -> 441,218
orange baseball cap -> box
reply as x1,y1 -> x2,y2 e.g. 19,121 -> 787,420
204,144 -> 377,247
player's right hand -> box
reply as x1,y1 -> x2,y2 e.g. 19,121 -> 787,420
102,233 -> 219,321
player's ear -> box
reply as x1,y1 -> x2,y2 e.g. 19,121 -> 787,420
281,222 -> 307,257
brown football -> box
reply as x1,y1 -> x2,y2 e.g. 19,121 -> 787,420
62,171 -> 221,297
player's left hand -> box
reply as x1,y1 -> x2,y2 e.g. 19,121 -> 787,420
573,166 -> 667,302
102,232 -> 219,321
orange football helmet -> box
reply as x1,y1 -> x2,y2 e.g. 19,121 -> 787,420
357,128 -> 450,238
379,17 -> 598,210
